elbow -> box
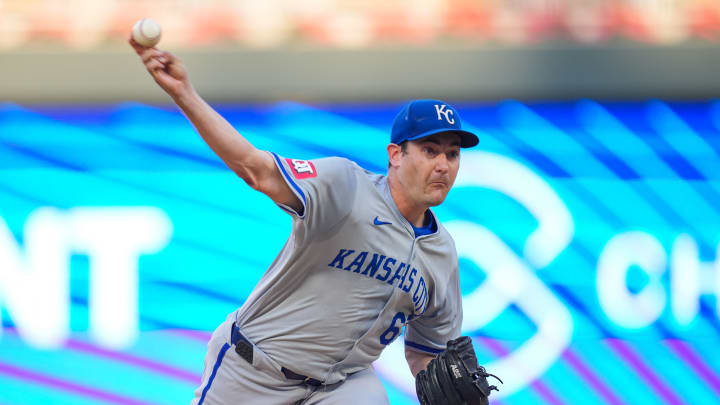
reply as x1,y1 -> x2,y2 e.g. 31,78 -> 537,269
229,150 -> 273,192
232,167 -> 264,191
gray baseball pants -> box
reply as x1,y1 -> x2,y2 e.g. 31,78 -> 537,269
190,316 -> 391,405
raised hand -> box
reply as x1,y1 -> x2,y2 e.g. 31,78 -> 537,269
128,37 -> 193,100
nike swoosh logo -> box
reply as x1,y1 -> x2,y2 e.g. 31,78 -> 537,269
373,216 -> 392,226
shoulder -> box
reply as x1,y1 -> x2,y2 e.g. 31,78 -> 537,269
309,156 -> 358,174
314,157 -> 383,184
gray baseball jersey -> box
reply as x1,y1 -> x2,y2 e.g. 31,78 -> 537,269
232,153 -> 463,385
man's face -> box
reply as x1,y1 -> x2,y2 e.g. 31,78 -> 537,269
392,133 -> 462,207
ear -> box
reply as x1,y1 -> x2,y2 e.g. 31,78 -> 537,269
387,143 -> 403,168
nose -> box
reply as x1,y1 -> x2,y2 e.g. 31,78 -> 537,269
435,153 -> 449,173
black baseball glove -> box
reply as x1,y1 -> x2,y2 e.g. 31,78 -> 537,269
415,336 -> 502,405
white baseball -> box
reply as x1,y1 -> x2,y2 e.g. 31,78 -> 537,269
132,18 -> 162,48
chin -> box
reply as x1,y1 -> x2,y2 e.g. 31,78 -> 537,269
426,193 -> 448,207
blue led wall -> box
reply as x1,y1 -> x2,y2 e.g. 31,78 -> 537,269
0,100 -> 719,404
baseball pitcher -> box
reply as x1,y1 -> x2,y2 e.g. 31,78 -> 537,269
130,37 -> 500,405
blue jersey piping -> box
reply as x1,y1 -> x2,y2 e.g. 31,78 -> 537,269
405,340 -> 444,354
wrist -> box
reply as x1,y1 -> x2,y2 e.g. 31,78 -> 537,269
172,85 -> 200,109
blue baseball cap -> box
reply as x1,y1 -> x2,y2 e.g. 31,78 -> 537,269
391,99 -> 478,148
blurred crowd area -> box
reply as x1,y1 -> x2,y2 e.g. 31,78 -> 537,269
1,0 -> 720,50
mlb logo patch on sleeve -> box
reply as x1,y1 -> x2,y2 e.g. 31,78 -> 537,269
286,158 -> 317,179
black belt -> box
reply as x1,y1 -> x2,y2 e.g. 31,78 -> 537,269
280,367 -> 324,387
230,323 -> 325,387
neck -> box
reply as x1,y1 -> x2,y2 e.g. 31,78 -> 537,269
388,175 -> 428,228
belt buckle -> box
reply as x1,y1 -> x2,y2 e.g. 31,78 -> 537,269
303,376 -> 322,387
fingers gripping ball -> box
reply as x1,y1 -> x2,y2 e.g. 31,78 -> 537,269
416,336 -> 503,405
132,18 -> 162,48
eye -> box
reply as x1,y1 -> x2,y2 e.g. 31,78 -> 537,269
448,150 -> 460,159
423,146 -> 438,156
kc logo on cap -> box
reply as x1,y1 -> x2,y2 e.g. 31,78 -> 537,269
434,104 -> 455,125
390,99 -> 479,148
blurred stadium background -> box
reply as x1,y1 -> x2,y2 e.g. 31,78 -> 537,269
1,1 -> 720,404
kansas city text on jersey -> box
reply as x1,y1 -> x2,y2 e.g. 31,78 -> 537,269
328,248 -> 428,315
